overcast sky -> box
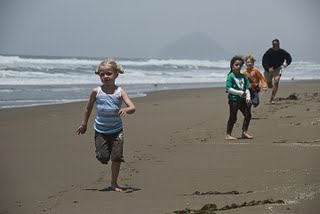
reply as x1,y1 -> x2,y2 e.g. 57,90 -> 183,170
0,0 -> 319,62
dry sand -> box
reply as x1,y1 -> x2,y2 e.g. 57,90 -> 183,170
1,80 -> 320,214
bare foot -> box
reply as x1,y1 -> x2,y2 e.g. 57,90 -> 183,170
111,184 -> 123,192
242,132 -> 253,139
226,134 -> 237,140
269,99 -> 275,104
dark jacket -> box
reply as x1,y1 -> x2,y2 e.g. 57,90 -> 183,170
262,48 -> 292,71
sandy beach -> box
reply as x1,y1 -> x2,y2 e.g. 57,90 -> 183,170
1,80 -> 320,214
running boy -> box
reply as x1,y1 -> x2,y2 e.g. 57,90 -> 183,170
76,59 -> 136,192
243,54 -> 267,107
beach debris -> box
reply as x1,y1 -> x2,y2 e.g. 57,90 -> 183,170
290,122 -> 301,126
273,139 -> 288,144
173,204 -> 218,214
311,119 -> 320,125
296,139 -> 320,144
173,209 -> 192,214
251,117 -> 268,120
276,93 -> 298,101
191,190 -> 253,195
173,198 -> 285,213
201,203 -> 217,210
287,94 -> 298,100
280,115 -> 295,118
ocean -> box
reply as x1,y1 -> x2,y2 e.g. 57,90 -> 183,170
0,55 -> 319,109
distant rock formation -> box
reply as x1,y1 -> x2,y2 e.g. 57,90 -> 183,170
158,32 -> 229,60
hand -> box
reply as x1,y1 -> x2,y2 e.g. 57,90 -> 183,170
76,124 -> 87,135
118,108 -> 128,117
246,98 -> 251,104
268,67 -> 274,72
262,87 -> 268,92
282,63 -> 288,68
241,92 -> 247,98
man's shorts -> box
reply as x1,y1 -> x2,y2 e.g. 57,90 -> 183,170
94,130 -> 124,164
264,67 -> 282,83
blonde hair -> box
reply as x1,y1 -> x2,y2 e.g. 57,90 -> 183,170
245,54 -> 256,62
95,59 -> 124,75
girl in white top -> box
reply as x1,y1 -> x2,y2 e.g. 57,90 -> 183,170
76,59 -> 135,192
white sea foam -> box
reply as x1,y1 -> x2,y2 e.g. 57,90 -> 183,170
0,55 -> 99,66
0,55 -> 319,108
1,55 -> 319,85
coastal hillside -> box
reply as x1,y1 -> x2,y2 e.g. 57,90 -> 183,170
158,32 -> 229,60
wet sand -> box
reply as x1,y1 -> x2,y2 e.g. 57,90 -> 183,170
1,80 -> 320,214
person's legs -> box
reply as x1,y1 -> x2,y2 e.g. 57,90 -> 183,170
111,161 -> 122,192
95,131 -> 124,192
110,131 -> 124,192
270,75 -> 281,103
239,100 -> 253,139
94,132 -> 111,164
226,100 -> 239,140
264,71 -> 273,89
250,90 -> 260,107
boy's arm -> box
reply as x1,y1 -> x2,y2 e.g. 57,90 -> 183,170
119,89 -> 136,117
242,69 -> 248,77
76,88 -> 97,135
256,70 -> 268,90
81,90 -> 97,125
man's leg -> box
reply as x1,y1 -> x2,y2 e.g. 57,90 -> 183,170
264,71 -> 274,103
270,75 -> 281,103
264,71 -> 273,89
267,81 -> 273,89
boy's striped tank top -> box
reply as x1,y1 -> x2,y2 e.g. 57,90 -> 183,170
94,86 -> 123,134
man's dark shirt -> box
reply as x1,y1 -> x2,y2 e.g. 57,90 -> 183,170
262,48 -> 292,71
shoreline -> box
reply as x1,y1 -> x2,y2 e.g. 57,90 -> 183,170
0,79 -> 318,110
1,80 -> 320,214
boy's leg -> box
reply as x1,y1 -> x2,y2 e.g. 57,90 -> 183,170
94,132 -> 111,164
110,131 -> 124,192
251,91 -> 260,107
111,161 -> 122,192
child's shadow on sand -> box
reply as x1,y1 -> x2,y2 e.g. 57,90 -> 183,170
84,186 -> 141,193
